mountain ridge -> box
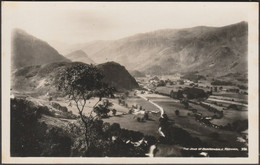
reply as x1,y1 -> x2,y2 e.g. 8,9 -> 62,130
66,21 -> 248,77
11,28 -> 70,70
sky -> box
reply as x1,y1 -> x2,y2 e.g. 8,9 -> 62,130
3,2 -> 251,45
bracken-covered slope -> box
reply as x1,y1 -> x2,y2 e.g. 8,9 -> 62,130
11,29 -> 70,70
77,21 -> 247,77
12,61 -> 139,94
97,62 -> 139,90
65,50 -> 95,64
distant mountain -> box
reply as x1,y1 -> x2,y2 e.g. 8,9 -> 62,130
129,70 -> 146,78
11,29 -> 70,70
72,21 -> 247,77
97,62 -> 139,90
65,50 -> 95,64
12,61 -> 139,94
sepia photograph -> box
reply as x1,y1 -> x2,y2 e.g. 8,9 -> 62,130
1,1 -> 259,164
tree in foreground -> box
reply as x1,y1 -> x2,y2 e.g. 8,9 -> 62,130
56,63 -> 113,147
56,63 -> 157,157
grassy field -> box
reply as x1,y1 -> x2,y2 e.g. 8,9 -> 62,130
142,93 -> 247,150
102,95 -> 162,137
189,103 -> 216,116
125,96 -> 161,112
29,91 -> 248,154
211,110 -> 248,126
28,95 -> 162,138
103,113 -> 161,137
155,86 -> 185,95
212,93 -> 248,100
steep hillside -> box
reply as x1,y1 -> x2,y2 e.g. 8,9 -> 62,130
12,61 -> 139,95
11,29 -> 70,70
65,50 -> 95,64
76,21 -> 247,77
97,62 -> 139,90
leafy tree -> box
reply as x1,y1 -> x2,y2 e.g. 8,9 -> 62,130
94,99 -> 113,118
94,105 -> 110,118
56,63 -> 112,147
57,63 -> 102,117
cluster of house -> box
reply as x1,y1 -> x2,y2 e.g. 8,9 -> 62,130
138,76 -> 247,102
198,80 -> 247,94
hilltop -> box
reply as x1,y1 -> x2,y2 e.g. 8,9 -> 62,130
65,50 -> 95,64
97,62 -> 139,90
11,29 -> 70,70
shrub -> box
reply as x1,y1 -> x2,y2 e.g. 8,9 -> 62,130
11,98 -> 73,157
48,97 -> 53,101
227,104 -> 239,110
94,104 -> 111,118
137,117 -> 141,122
38,106 -> 54,116
112,109 -> 117,116
51,102 -> 68,112
175,110 -> 180,116
128,109 -> 133,114
144,112 -> 149,120
41,127 -> 73,157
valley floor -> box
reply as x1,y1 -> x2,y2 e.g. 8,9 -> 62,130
11,88 -> 248,157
